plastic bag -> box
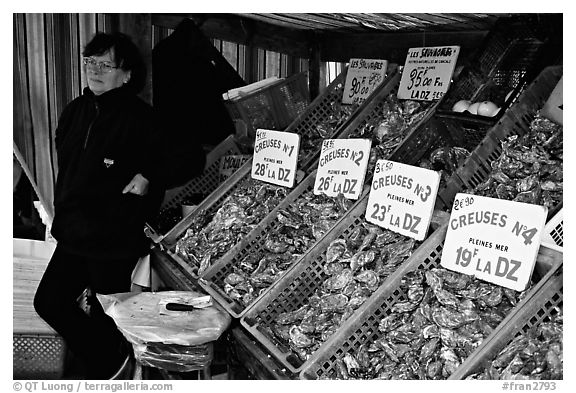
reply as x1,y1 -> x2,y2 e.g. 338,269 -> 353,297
135,342 -> 213,373
98,291 -> 231,372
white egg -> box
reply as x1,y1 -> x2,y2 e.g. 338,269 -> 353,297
477,101 -> 499,117
467,102 -> 481,115
452,100 -> 472,113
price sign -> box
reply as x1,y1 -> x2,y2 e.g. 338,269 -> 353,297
342,59 -> 388,105
365,160 -> 440,240
541,76 -> 562,125
219,154 -> 251,181
398,46 -> 460,101
441,193 -> 548,291
251,129 -> 300,187
314,139 -> 371,200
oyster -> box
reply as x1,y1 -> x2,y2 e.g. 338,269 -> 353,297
349,250 -> 376,271
334,267 -> 527,380
224,272 -> 245,286
175,180 -> 288,272
469,309 -> 563,380
354,269 -> 379,288
326,239 -> 348,263
471,114 -> 562,209
320,294 -> 349,313
289,326 -> 314,348
323,269 -> 353,292
276,305 -> 310,325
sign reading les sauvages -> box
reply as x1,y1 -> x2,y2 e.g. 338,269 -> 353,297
440,193 -> 548,292
342,59 -> 389,105
251,129 -> 300,188
365,160 -> 440,241
314,139 -> 371,200
398,46 -> 460,101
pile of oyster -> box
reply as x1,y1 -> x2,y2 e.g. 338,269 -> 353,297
419,146 -> 471,190
223,193 -> 353,308
265,222 -> 416,363
175,179 -> 288,276
467,307 -> 563,380
351,94 -> 432,143
299,100 -> 356,165
331,267 -> 529,380
472,114 -> 563,208
353,95 -> 433,180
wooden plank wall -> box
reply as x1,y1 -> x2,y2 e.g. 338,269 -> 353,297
13,13 -> 110,212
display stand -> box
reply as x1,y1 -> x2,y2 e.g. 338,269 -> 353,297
150,246 -> 294,380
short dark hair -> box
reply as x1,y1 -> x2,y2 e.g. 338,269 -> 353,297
83,32 -> 146,93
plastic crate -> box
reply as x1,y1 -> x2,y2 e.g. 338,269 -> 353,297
224,72 -> 310,138
330,69 -> 446,172
435,65 -> 563,211
159,159 -> 256,280
290,64 -> 399,174
147,135 -> 246,242
437,16 -> 556,125
158,65 -> 402,278
450,263 -> 562,379
239,195 -> 445,373
298,222 -> 559,380
13,333 -> 66,379
198,67 -> 443,319
198,171 -> 369,319
541,209 -> 563,252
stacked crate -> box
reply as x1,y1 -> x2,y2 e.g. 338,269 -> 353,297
158,66 -> 401,282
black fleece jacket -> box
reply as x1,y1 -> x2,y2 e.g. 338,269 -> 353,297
51,86 -> 161,259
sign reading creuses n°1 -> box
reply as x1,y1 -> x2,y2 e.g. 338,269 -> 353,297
440,193 -> 548,291
251,129 -> 300,188
365,160 -> 440,241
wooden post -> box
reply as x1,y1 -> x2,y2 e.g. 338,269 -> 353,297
308,33 -> 321,100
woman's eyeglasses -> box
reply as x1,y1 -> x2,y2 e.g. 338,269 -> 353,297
82,57 -> 118,73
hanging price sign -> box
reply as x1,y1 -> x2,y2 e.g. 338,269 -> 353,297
251,129 -> 300,187
441,193 -> 548,291
365,160 -> 440,240
398,46 -> 460,101
342,59 -> 388,105
314,139 -> 371,200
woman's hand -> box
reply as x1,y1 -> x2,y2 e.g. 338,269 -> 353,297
122,173 -> 149,196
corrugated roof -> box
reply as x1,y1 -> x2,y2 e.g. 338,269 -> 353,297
235,13 -> 503,33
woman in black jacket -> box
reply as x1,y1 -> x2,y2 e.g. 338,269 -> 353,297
34,32 -> 171,379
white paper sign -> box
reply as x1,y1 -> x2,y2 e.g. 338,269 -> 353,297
314,139 -> 371,200
365,160 -> 440,240
219,154 -> 251,181
398,46 -> 460,101
441,193 -> 548,291
342,59 -> 388,105
541,76 -> 562,126
251,129 -> 300,187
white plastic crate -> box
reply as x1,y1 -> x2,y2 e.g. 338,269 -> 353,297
542,208 -> 563,252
